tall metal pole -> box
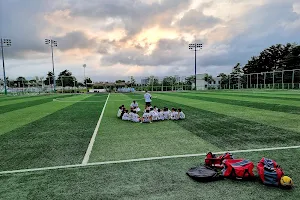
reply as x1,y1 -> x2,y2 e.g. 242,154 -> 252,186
1,38 -> 11,95
45,39 -> 57,93
83,64 -> 87,93
189,42 -> 202,91
1,39 -> 7,95
51,44 -> 56,92
194,48 -> 196,90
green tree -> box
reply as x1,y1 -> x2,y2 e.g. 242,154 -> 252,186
16,77 -> 27,87
57,70 -> 76,87
44,71 -> 54,85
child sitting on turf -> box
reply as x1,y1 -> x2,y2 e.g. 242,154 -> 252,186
117,106 -> 122,118
130,101 -> 140,112
153,106 -> 158,112
158,108 -> 164,121
131,110 -> 140,123
170,108 -> 178,120
163,107 -> 170,120
141,110 -> 152,123
178,108 -> 185,120
122,110 -> 130,121
128,109 -> 134,121
150,107 -> 158,121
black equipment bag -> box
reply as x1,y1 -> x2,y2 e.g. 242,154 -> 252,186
186,166 -> 222,182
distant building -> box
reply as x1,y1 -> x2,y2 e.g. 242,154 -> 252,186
194,74 -> 221,90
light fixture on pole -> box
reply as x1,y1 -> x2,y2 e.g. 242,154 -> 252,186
1,38 -> 12,95
45,39 -> 58,92
188,42 -> 202,90
83,64 -> 87,92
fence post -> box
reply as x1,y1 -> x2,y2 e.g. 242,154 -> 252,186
282,71 -> 284,89
292,69 -> 295,89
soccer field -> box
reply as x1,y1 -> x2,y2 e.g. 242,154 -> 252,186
0,91 -> 300,199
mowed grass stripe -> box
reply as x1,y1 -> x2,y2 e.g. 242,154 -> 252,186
89,93 -> 219,162
0,95 -> 91,135
163,92 -> 300,115
156,93 -> 300,133
1,149 -> 299,200
197,91 -> 300,101
150,96 -> 300,150
0,94 -> 106,171
0,94 -> 74,114
0,94 -> 58,106
0,94 -> 56,102
180,92 -> 300,107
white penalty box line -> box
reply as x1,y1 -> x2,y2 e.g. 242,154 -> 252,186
1,145 -> 300,175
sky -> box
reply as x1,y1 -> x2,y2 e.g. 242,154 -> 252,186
1,0 -> 300,82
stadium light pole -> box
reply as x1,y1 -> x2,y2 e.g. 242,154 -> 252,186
45,39 -> 58,92
1,38 -> 11,95
83,64 -> 87,93
189,43 -> 202,90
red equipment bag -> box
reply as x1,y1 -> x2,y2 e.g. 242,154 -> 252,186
257,157 -> 284,186
222,159 -> 255,179
205,152 -> 233,168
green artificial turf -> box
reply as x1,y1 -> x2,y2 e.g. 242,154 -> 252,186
162,92 -> 300,114
0,94 -> 107,171
156,93 -> 300,133
0,149 -> 299,200
0,94 -> 73,114
0,95 -> 90,135
89,93 -> 220,162
0,91 -> 300,200
200,91 -> 300,101
138,95 -> 300,150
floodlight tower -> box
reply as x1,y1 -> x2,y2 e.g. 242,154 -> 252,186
188,42 -> 203,90
83,64 -> 87,92
1,38 -> 12,95
45,39 -> 58,92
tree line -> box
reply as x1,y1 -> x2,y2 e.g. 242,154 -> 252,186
1,70 -> 93,88
218,43 -> 300,86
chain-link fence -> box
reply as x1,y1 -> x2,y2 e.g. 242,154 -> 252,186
221,69 -> 300,90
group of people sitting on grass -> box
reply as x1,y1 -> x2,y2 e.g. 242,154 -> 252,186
117,100 -> 185,123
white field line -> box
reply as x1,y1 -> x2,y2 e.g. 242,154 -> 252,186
81,93 -> 110,165
1,145 -> 300,175
53,96 -> 158,103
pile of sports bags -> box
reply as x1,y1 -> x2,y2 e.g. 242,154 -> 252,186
186,152 -> 292,188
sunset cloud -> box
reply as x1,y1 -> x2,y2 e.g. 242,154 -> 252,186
1,0 -> 300,81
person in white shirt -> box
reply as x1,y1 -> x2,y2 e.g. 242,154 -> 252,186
141,110 -> 152,123
178,108 -> 185,120
163,107 -> 170,120
131,111 -> 140,123
150,108 -> 158,121
130,101 -> 140,112
144,91 -> 152,107
128,109 -> 134,121
170,108 -> 178,120
153,106 -> 158,112
117,106 -> 122,118
158,108 -> 164,121
122,110 -> 130,121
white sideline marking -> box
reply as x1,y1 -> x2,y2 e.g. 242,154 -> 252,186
53,96 -> 158,103
81,93 -> 110,165
1,145 -> 300,175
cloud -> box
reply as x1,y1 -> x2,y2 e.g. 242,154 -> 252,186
1,0 -> 300,81
53,31 -> 97,51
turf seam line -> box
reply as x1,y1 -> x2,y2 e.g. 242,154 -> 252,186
1,145 -> 300,175
81,93 -> 110,165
